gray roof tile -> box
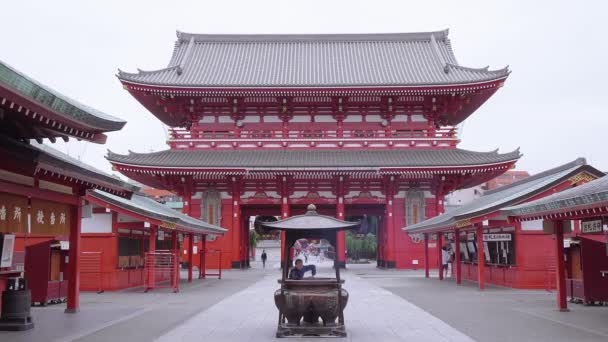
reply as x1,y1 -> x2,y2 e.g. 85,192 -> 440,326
106,148 -> 521,169
89,189 -> 226,234
403,159 -> 604,233
1,135 -> 138,195
118,30 -> 509,87
502,174 -> 608,217
0,60 -> 125,132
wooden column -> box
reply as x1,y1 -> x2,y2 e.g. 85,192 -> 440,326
384,175 -> 396,268
554,220 -> 568,311
199,235 -> 207,279
182,181 -> 193,217
476,224 -> 485,290
424,233 -> 430,278
437,232 -> 444,280
231,176 -> 242,269
336,176 -> 346,268
187,233 -> 194,282
454,229 -> 462,285
65,197 -> 83,313
280,176 -> 290,264
148,225 -> 157,289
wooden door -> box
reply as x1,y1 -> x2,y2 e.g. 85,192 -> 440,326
50,250 -> 61,281
569,246 -> 582,279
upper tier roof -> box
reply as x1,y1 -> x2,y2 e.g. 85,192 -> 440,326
0,60 -> 126,134
107,148 -> 521,169
403,158 -> 604,233
118,30 -> 509,88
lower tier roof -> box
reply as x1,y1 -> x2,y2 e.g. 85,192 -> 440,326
87,189 -> 226,235
2,135 -> 138,197
502,174 -> 608,219
107,148 -> 521,170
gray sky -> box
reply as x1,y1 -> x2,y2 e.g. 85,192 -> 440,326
2,0 -> 606,176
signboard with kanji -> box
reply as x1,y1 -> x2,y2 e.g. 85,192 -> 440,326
581,219 -> 603,234
30,198 -> 71,236
0,192 -> 28,233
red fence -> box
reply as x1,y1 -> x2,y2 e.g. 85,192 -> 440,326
200,249 -> 222,279
144,251 -> 179,293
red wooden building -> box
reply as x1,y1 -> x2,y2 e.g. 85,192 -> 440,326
0,59 -> 137,313
404,158 -> 602,289
503,175 -> 608,310
81,190 -> 225,291
108,30 -> 520,269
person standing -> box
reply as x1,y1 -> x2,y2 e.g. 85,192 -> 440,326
261,250 -> 268,269
441,246 -> 451,278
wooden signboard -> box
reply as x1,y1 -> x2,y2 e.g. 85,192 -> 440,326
30,199 -> 71,236
0,192 -> 28,233
581,218 -> 603,234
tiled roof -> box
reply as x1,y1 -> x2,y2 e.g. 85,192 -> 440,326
0,60 -> 125,132
403,158 -> 604,233
1,135 -> 138,196
502,175 -> 608,218
106,148 -> 521,169
89,189 -> 226,235
118,30 -> 509,88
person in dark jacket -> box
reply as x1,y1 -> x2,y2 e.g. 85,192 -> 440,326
289,259 -> 316,280
261,250 -> 268,269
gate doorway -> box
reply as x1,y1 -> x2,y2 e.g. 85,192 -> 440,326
345,205 -> 385,266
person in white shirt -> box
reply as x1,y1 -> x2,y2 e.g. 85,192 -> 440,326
441,246 -> 452,278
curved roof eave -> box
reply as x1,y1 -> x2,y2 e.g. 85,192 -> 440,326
1,60 -> 125,132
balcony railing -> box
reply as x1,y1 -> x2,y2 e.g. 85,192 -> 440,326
168,128 -> 458,141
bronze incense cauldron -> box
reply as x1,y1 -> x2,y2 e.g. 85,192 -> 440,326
260,204 -> 360,338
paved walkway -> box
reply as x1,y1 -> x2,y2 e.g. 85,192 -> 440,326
2,264 -> 608,341
156,267 -> 473,342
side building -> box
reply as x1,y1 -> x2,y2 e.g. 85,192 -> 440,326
404,158 -> 603,289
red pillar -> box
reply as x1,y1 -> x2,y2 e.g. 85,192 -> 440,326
476,225 -> 485,290
187,233 -> 194,282
454,229 -> 462,285
336,176 -> 346,268
65,197 -> 83,313
384,176 -> 396,268
437,232 -> 444,280
554,220 -> 568,311
280,176 -> 290,264
231,177 -> 241,269
147,225 -> 157,289
424,233 -> 429,278
182,182 -> 192,217
199,235 -> 207,279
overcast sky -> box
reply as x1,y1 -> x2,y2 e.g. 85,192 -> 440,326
2,0 -> 606,177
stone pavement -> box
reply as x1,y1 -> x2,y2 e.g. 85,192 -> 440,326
358,266 -> 608,342
0,269 -> 265,342
155,266 -> 473,342
2,264 -> 608,341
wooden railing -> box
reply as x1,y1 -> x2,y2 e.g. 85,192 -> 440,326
168,128 -> 458,141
